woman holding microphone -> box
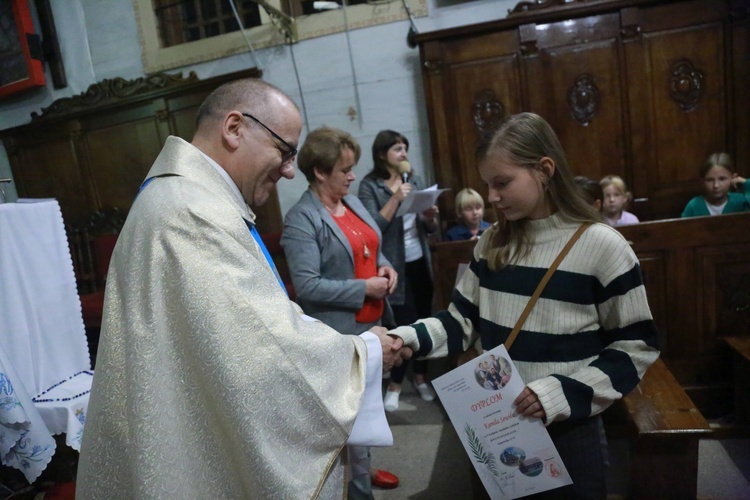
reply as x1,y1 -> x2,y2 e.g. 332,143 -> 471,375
358,130 -> 439,412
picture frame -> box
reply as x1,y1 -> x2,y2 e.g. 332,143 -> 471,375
0,0 -> 46,99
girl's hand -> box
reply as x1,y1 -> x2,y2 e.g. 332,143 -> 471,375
514,386 -> 547,421
731,174 -> 746,190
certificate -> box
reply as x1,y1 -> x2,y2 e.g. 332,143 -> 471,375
395,184 -> 449,217
433,344 -> 572,499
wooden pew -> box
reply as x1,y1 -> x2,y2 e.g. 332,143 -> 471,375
430,238 -> 712,497
613,358 -> 711,498
617,212 -> 750,421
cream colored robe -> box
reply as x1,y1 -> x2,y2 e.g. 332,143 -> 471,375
77,137 -> 367,499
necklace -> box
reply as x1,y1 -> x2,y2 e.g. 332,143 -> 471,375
327,205 -> 371,258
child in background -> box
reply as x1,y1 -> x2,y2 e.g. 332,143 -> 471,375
574,175 -> 604,213
600,175 -> 639,226
681,152 -> 749,217
444,188 -> 491,241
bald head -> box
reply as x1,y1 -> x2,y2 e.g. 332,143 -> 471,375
191,78 -> 302,207
194,78 -> 299,137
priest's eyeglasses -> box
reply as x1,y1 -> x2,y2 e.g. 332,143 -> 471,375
242,112 -> 297,164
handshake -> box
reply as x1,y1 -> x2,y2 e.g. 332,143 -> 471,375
370,326 -> 413,373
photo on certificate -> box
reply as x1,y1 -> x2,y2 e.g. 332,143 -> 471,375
433,344 -> 573,499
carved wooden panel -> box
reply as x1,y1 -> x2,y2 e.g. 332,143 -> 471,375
472,89 -> 505,140
669,59 -> 704,112
450,56 -> 521,202
421,29 -> 523,223
0,68 -> 289,232
625,0 -> 729,220
567,73 -> 600,126
525,12 -> 626,184
618,213 -> 750,393
30,72 -> 200,121
417,0 -> 748,227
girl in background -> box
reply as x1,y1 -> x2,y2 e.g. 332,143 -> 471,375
600,175 -> 639,226
444,188 -> 491,241
681,152 -> 749,217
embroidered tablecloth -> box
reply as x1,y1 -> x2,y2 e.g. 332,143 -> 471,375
0,345 -> 57,483
0,199 -> 93,479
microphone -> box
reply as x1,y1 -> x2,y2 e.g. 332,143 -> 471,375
398,160 -> 411,184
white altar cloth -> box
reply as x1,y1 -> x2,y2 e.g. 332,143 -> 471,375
0,199 -> 91,397
33,371 -> 92,451
0,199 -> 93,477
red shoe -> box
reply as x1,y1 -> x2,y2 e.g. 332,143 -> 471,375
371,469 -> 399,489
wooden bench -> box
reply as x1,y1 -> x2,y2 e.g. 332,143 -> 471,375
612,357 -> 712,498
722,336 -> 750,426
430,240 -> 713,497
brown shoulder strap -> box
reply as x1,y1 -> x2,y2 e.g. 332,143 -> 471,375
504,223 -> 591,351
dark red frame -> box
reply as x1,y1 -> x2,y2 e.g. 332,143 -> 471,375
0,0 -> 46,99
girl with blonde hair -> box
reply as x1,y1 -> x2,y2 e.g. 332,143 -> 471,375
387,112 -> 659,499
600,175 -> 639,226
445,187 -> 491,241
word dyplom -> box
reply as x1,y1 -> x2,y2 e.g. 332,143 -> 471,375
471,391 -> 504,412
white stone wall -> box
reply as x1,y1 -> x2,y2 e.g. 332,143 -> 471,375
0,0 -> 516,211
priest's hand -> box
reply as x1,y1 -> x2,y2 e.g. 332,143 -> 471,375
370,326 -> 406,373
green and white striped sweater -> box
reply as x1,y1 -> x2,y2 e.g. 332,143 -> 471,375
391,212 -> 660,424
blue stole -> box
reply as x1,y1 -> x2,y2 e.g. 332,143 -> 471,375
245,221 -> 288,296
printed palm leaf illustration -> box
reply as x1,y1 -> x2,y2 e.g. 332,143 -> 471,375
464,423 -> 499,476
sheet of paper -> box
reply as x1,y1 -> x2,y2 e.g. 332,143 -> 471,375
395,184 -> 449,217
433,344 -> 572,499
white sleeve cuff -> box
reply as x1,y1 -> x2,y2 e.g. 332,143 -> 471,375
347,331 -> 393,447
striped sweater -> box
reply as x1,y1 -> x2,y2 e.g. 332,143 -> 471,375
391,212 -> 660,424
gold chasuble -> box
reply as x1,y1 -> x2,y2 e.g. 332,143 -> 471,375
77,137 -> 367,499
